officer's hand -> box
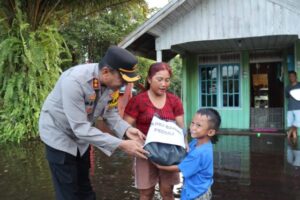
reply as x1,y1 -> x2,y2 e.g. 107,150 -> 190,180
125,127 -> 146,144
118,140 -> 149,159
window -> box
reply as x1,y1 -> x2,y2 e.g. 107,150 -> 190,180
221,64 -> 240,107
200,65 -> 218,107
199,54 -> 241,108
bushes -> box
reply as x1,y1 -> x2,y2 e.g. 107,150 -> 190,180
0,9 -> 70,142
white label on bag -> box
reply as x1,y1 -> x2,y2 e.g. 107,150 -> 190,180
145,116 -> 185,148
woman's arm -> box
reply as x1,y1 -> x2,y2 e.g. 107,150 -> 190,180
123,114 -> 136,126
123,114 -> 145,143
175,115 -> 184,128
175,115 -> 189,151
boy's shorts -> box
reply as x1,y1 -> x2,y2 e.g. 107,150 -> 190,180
133,157 -> 180,189
287,110 -> 300,127
195,188 -> 212,200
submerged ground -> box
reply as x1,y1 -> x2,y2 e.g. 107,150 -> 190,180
0,134 -> 299,200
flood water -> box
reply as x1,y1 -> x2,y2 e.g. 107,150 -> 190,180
0,134 -> 300,200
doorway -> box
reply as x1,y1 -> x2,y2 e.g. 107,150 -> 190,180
250,62 -> 284,130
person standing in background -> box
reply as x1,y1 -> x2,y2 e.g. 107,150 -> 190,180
286,71 -> 300,139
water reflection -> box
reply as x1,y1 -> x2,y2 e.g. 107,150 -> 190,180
286,138 -> 300,167
0,141 -> 54,200
0,135 -> 300,200
213,135 -> 300,200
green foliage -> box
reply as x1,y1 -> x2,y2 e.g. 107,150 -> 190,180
0,7 -> 70,143
169,55 -> 183,98
136,57 -> 153,88
0,0 -> 147,31
61,2 -> 148,65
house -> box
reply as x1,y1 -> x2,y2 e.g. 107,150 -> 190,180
119,0 -> 300,131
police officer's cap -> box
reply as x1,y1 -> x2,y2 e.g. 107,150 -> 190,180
100,46 -> 140,82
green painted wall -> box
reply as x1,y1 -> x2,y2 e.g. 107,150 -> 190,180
182,54 -> 199,126
295,40 -> 300,79
283,50 -> 289,129
294,40 -> 300,133
182,51 -> 251,129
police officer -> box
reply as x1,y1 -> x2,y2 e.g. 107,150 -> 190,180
39,46 -> 148,200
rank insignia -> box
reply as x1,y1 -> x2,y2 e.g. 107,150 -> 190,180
92,78 -> 100,90
108,90 -> 119,109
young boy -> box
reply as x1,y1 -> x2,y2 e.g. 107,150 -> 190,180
155,108 -> 221,200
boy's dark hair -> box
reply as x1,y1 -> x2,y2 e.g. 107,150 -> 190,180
196,108 -> 221,130
288,71 -> 297,76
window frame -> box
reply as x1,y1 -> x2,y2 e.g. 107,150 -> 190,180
220,63 -> 241,108
199,64 -> 219,108
198,53 -> 242,109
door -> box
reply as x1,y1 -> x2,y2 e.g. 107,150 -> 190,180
250,62 -> 284,130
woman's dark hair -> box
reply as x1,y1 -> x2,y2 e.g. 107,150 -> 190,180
145,62 -> 173,90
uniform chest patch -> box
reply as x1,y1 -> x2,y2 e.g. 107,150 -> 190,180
108,90 -> 119,109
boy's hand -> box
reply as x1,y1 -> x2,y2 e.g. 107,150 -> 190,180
152,162 -> 180,172
152,162 -> 162,168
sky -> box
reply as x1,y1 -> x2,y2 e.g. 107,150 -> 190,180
145,0 -> 169,8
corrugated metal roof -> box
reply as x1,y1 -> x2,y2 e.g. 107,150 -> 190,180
119,0 -> 300,60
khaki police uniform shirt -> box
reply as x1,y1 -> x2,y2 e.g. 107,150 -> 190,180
39,63 -> 130,157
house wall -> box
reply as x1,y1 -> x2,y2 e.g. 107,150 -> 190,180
182,51 -> 250,129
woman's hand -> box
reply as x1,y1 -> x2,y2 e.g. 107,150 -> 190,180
185,141 -> 190,152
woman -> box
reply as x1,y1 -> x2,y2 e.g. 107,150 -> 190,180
124,62 -> 186,200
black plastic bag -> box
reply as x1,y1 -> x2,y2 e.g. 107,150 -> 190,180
144,142 -> 186,166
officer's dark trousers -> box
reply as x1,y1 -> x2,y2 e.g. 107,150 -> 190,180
45,145 -> 96,200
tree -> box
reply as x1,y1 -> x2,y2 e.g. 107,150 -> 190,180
169,55 -> 183,98
0,0 -> 147,142
0,0 -> 147,31
61,2 -> 148,65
